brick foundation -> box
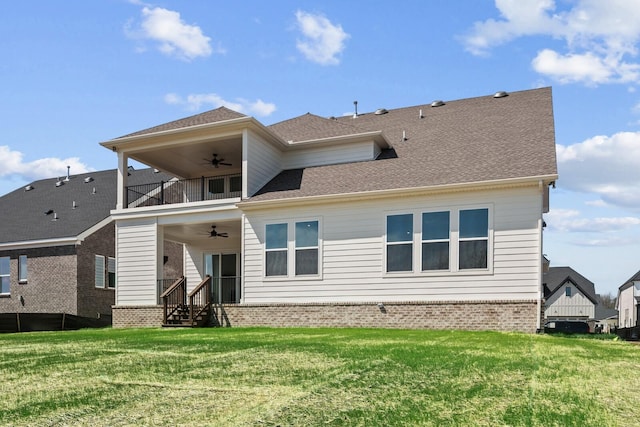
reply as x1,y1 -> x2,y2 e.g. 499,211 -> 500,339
113,300 -> 540,333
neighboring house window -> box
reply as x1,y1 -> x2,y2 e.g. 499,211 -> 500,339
95,255 -> 105,288
386,214 -> 413,272
459,208 -> 489,270
0,257 -> 9,294
295,221 -> 319,275
265,223 -> 288,276
18,255 -> 27,283
422,211 -> 450,271
565,286 -> 571,297
107,257 -> 116,289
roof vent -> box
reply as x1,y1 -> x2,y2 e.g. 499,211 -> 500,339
353,100 -> 358,118
493,91 -> 509,98
52,212 -> 58,221
55,179 -> 64,187
374,108 -> 388,115
72,201 -> 77,209
419,109 -> 424,119
84,176 -> 94,183
44,209 -> 53,215
92,187 -> 96,194
64,166 -> 71,182
431,100 -> 445,107
153,169 -> 160,173
24,184 -> 34,191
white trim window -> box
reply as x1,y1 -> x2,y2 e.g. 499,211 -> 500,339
422,211 -> 450,271
265,223 -> 288,277
18,255 -> 28,283
295,221 -> 319,275
458,208 -> 489,270
0,256 -> 10,294
265,219 -> 322,278
385,206 -> 492,275
95,255 -> 105,288
386,214 -> 413,272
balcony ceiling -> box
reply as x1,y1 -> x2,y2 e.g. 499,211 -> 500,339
130,137 -> 243,179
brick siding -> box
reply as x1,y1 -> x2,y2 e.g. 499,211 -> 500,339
0,246 -> 78,314
113,300 -> 540,333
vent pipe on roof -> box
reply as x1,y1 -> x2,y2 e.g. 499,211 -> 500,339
92,187 -> 96,194
72,201 -> 77,209
353,101 -> 358,118
402,130 -> 407,141
52,212 -> 58,221
419,109 -> 423,119
64,166 -> 70,182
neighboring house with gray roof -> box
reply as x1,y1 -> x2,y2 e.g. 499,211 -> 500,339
543,266 -> 598,323
0,168 -> 182,331
101,87 -> 558,333
616,270 -> 640,328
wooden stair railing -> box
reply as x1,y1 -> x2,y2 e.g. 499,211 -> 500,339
188,275 -> 212,327
160,277 -> 186,325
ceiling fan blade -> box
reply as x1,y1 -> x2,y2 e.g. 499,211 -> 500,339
219,162 -> 232,166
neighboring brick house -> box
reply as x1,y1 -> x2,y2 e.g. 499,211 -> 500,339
543,266 -> 598,323
101,87 -> 558,333
0,168 -> 182,331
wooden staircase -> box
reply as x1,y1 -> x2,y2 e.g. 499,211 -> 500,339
161,276 -> 212,328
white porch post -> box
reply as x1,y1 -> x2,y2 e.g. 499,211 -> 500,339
116,151 -> 128,210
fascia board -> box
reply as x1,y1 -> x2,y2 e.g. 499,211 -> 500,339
239,174 -> 558,211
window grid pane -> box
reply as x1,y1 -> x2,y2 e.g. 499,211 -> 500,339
459,240 -> 487,269
460,208 -> 488,238
387,214 -> 413,242
422,211 -> 449,240
295,221 -> 318,248
266,224 -> 287,249
422,242 -> 450,271
295,249 -> 318,275
387,244 -> 413,272
266,251 -> 287,276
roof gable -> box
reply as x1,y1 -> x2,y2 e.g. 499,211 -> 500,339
268,113 -> 370,142
543,266 -> 598,304
119,107 -> 247,139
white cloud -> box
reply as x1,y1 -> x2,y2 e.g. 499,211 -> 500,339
127,6 -> 219,61
545,208 -> 640,233
165,93 -> 276,117
556,131 -> 640,208
0,146 -> 91,181
295,10 -> 349,65
463,0 -> 640,85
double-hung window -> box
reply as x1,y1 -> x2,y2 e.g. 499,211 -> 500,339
265,223 -> 288,276
422,211 -> 450,271
18,255 -> 27,283
0,257 -> 9,294
386,214 -> 413,272
295,221 -> 319,275
458,208 -> 489,270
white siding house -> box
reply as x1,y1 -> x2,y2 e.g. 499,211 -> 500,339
617,271 -> 640,328
543,267 -> 598,322
100,88 -> 558,332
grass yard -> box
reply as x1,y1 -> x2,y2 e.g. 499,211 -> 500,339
0,327 -> 638,426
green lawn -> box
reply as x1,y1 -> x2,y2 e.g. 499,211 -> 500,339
0,327 -> 637,426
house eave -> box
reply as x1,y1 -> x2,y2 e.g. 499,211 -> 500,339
285,131 -> 390,150
100,116 -> 289,153
0,237 -> 80,250
239,174 -> 558,211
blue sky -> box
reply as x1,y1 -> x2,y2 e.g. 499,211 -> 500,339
1,0 -> 639,296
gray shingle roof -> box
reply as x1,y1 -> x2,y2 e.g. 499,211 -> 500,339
119,106 -> 247,139
618,269 -> 640,292
543,266 -> 598,304
250,87 -> 557,202
0,168 -> 167,244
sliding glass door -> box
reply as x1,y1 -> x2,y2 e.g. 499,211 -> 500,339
204,253 -> 240,303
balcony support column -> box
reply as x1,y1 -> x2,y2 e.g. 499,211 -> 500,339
116,152 -> 128,210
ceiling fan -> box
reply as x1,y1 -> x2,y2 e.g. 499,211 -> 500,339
209,225 -> 229,238
205,153 -> 232,168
